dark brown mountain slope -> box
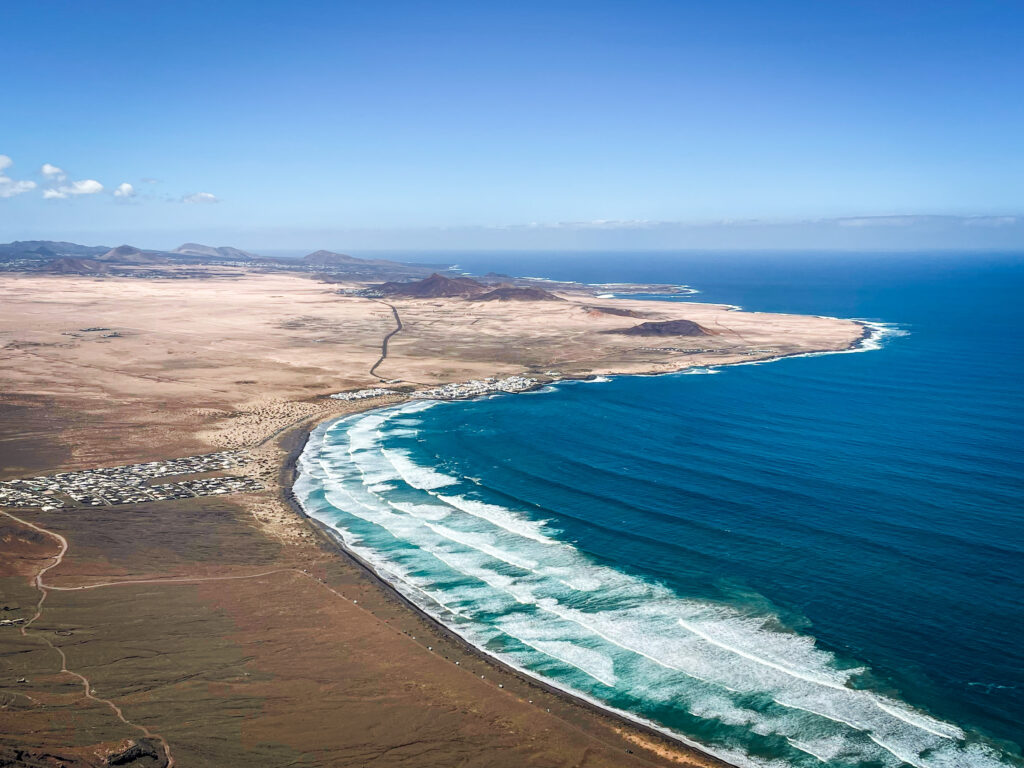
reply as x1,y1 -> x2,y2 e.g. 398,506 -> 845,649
609,318 -> 711,336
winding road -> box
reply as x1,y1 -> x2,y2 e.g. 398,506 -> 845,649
369,301 -> 402,381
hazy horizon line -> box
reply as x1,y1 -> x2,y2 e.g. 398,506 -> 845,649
7,213 -> 1024,254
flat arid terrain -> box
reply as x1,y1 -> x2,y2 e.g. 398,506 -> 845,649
1,265 -> 864,767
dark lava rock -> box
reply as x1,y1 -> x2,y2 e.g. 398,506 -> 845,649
608,319 -> 710,336
43,257 -> 110,275
581,305 -> 644,317
107,738 -> 167,767
473,285 -> 564,302
379,273 -> 487,298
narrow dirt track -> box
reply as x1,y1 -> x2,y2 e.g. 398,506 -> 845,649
0,510 -> 372,768
3,510 -> 177,766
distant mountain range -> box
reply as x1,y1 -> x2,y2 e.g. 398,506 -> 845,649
0,240 -> 110,260
0,240 -> 452,280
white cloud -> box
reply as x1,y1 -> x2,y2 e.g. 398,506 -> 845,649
113,182 -> 135,198
960,215 -> 1019,228
0,154 -> 37,198
836,216 -> 925,228
43,179 -> 105,199
0,177 -> 37,198
835,214 -> 1023,229
182,192 -> 219,204
40,163 -> 66,180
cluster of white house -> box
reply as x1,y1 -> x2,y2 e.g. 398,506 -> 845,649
330,387 -> 397,401
329,376 -> 542,405
0,451 -> 261,510
411,376 -> 540,400
638,346 -> 779,356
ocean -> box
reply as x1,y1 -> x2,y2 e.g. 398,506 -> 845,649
294,252 -> 1024,768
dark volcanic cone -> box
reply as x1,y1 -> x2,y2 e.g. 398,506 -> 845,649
608,319 -> 711,336
379,273 -> 487,298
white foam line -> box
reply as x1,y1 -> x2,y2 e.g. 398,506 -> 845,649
874,699 -> 963,740
425,549 -> 525,603
424,523 -> 539,572
785,738 -> 831,763
500,630 -> 618,688
320,488 -> 722,692
867,733 -> 928,768
678,620 -> 968,767
421,541 -> 719,686
678,618 -> 846,691
434,493 -> 556,544
770,694 -> 872,737
318,515 -> 475,622
542,605 -> 724,689
382,447 -> 459,490
352,542 -> 467,618
314,489 -> 539,612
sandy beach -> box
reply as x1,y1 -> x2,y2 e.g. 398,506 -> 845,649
0,268 -> 864,766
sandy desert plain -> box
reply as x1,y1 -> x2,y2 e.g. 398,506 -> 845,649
0,266 -> 864,767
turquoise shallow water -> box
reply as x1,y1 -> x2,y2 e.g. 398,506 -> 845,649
295,253 -> 1024,768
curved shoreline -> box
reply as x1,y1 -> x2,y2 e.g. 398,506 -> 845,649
274,319 -> 888,768
278,417 -> 733,768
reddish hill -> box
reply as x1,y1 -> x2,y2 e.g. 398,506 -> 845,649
379,273 -> 487,298
43,257 -> 110,275
97,245 -> 168,264
473,285 -> 564,302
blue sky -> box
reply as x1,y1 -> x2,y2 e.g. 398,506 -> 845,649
2,0 -> 1023,250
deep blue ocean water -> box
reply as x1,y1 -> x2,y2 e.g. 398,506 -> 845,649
296,252 -> 1024,768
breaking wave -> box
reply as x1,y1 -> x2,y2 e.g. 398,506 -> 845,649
295,400 -> 1018,768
